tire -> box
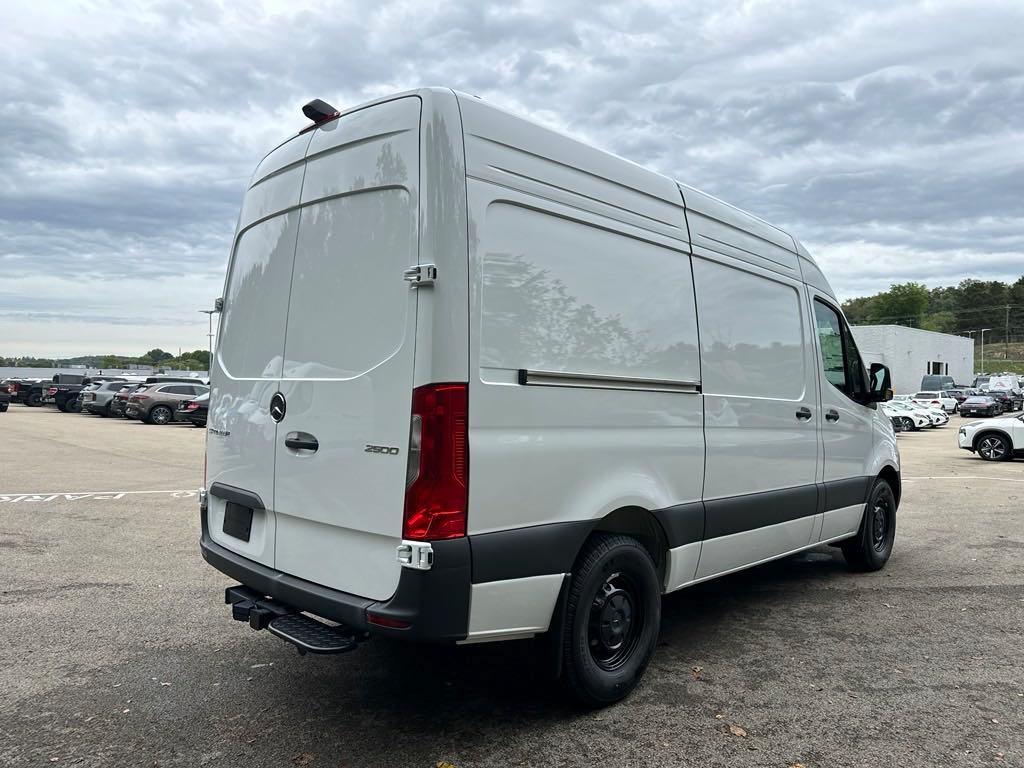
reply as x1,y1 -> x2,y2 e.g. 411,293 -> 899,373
26,392 -> 42,407
841,479 -> 897,572
148,405 -> 173,425
102,402 -> 112,417
560,534 -> 661,707
901,417 -> 914,432
976,433 -> 1012,462
0,404 -> 8,412
56,400 -> 68,412
67,398 -> 82,413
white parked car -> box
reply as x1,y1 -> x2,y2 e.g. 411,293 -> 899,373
199,88 -> 901,706
882,403 -> 929,431
886,401 -> 944,428
912,391 -> 958,413
958,414 -> 1024,461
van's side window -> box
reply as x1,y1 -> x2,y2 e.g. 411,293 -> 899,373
813,300 -> 867,401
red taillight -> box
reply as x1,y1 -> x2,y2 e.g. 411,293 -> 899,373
931,400 -> 940,405
47,387 -> 57,395
402,383 -> 468,541
366,613 -> 411,630
134,395 -> 149,402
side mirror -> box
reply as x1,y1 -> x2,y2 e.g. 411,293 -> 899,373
868,363 -> 893,402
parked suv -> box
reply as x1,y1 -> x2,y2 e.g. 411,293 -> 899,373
912,391 -> 958,413
126,383 -> 209,424
83,380 -> 143,416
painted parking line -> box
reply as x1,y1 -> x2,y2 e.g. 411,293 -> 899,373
0,489 -> 199,503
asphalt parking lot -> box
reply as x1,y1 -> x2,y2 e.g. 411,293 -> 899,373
1,407 -> 1022,767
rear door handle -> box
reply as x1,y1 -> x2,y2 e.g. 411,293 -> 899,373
284,432 -> 319,452
795,407 -> 812,420
825,409 -> 840,422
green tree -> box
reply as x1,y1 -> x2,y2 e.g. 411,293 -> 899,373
920,311 -> 957,333
142,348 -> 173,363
101,355 -> 121,368
870,282 -> 930,325
188,349 -> 211,368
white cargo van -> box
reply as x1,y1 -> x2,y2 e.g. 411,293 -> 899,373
200,88 -> 900,706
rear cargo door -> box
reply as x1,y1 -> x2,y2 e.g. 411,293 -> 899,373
205,131 -> 313,567
273,97 -> 421,600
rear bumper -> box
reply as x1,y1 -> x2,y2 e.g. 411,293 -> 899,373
199,505 -> 471,643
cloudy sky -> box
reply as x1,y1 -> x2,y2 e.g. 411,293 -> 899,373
2,0 -> 1022,357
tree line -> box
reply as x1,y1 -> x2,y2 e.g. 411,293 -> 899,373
842,276 -> 1024,343
1,349 -> 211,370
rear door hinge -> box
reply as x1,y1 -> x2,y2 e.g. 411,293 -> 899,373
397,541 -> 434,570
403,264 -> 437,287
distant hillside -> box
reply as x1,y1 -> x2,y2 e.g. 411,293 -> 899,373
976,341 -> 1024,375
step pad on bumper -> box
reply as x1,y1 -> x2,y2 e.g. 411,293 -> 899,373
267,614 -> 358,654
225,585 -> 361,655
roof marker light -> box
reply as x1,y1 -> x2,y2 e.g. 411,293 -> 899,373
299,98 -> 340,133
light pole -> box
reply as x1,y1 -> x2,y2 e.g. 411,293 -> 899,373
980,328 -> 992,375
199,309 -> 216,372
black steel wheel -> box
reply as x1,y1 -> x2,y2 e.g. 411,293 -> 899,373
976,433 -> 1012,462
842,478 -> 897,571
587,571 -> 644,672
561,534 -> 661,707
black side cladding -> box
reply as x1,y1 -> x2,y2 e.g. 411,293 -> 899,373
703,484 -> 819,539
469,521 -> 594,583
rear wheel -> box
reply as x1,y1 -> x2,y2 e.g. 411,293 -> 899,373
901,417 -> 914,431
976,433 -> 1012,462
561,534 -> 661,707
148,405 -> 173,425
842,479 -> 896,572
67,398 -> 82,413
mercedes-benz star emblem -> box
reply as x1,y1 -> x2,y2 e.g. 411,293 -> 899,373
270,392 -> 286,423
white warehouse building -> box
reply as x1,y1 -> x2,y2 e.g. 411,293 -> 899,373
851,325 -> 974,395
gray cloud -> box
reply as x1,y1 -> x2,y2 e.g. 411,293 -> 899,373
1,0 -> 1022,355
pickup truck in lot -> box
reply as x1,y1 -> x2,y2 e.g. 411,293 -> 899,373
3,378 -> 46,406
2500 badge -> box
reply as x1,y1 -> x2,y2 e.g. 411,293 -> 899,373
365,444 -> 400,455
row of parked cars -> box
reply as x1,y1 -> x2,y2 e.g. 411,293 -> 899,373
912,387 -> 1022,417
2,374 -> 209,426
877,384 -> 1022,434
